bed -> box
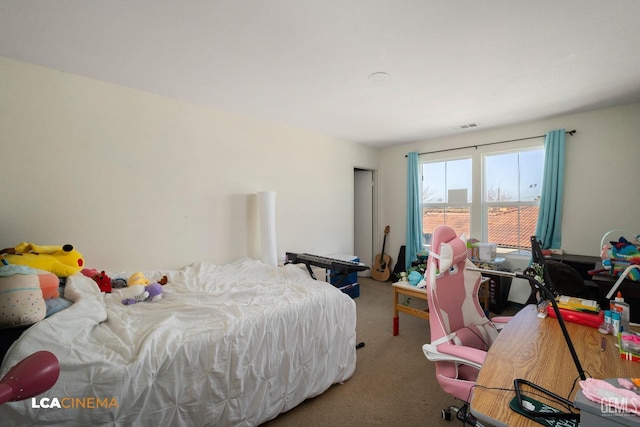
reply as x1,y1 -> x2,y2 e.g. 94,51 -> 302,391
0,258 -> 357,426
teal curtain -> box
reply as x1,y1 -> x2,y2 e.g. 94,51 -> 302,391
535,129 -> 566,249
406,152 -> 422,270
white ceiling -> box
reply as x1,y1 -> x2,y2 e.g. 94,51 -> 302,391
1,1 -> 639,147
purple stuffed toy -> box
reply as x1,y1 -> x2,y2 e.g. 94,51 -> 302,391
122,282 -> 163,305
145,283 -> 163,302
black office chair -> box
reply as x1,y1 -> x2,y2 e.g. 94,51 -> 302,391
526,260 -> 599,304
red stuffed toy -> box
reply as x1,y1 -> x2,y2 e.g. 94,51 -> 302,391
81,268 -> 112,293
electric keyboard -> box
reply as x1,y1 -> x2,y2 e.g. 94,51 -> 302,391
285,252 -> 369,283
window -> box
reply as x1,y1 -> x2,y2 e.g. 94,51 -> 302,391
421,158 -> 472,245
484,149 -> 544,250
420,145 -> 544,252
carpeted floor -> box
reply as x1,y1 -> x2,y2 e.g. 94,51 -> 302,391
261,276 -> 469,426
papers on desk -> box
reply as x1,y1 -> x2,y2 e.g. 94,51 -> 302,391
548,296 -> 603,328
556,295 -> 601,314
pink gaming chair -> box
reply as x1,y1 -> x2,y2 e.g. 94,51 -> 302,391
422,225 -> 510,422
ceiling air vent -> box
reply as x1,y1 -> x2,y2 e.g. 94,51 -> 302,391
459,123 -> 480,129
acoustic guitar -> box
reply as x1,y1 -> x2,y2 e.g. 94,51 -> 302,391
371,226 -> 392,281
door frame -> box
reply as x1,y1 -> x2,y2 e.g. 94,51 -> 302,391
354,167 -> 378,277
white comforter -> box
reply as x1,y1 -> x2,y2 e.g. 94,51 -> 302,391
0,259 -> 357,426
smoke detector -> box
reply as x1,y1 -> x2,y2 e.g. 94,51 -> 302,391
368,72 -> 389,82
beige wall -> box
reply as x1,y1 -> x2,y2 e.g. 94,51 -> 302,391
0,57 -> 379,271
380,102 -> 640,260
3,55 -> 638,272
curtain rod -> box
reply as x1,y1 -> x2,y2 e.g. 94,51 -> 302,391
406,129 -> 576,157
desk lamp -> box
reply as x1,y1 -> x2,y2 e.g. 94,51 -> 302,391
468,235 -> 585,421
0,350 -> 60,405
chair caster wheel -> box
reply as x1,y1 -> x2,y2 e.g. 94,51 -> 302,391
441,408 -> 452,421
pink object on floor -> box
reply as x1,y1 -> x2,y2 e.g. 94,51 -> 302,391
0,351 -> 60,404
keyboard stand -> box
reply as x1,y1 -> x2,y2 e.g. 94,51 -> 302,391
301,261 -> 317,280
296,260 -> 354,287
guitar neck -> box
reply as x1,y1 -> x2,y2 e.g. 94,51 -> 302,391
372,229 -> 391,281
380,226 -> 389,255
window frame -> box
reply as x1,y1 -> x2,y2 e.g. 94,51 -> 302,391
481,146 -> 545,250
420,155 -> 473,241
419,138 -> 544,252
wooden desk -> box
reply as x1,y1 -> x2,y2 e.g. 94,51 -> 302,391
470,304 -> 640,427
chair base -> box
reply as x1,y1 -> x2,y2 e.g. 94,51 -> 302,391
441,403 -> 483,426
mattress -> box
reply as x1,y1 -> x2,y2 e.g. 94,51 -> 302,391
0,258 -> 357,426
